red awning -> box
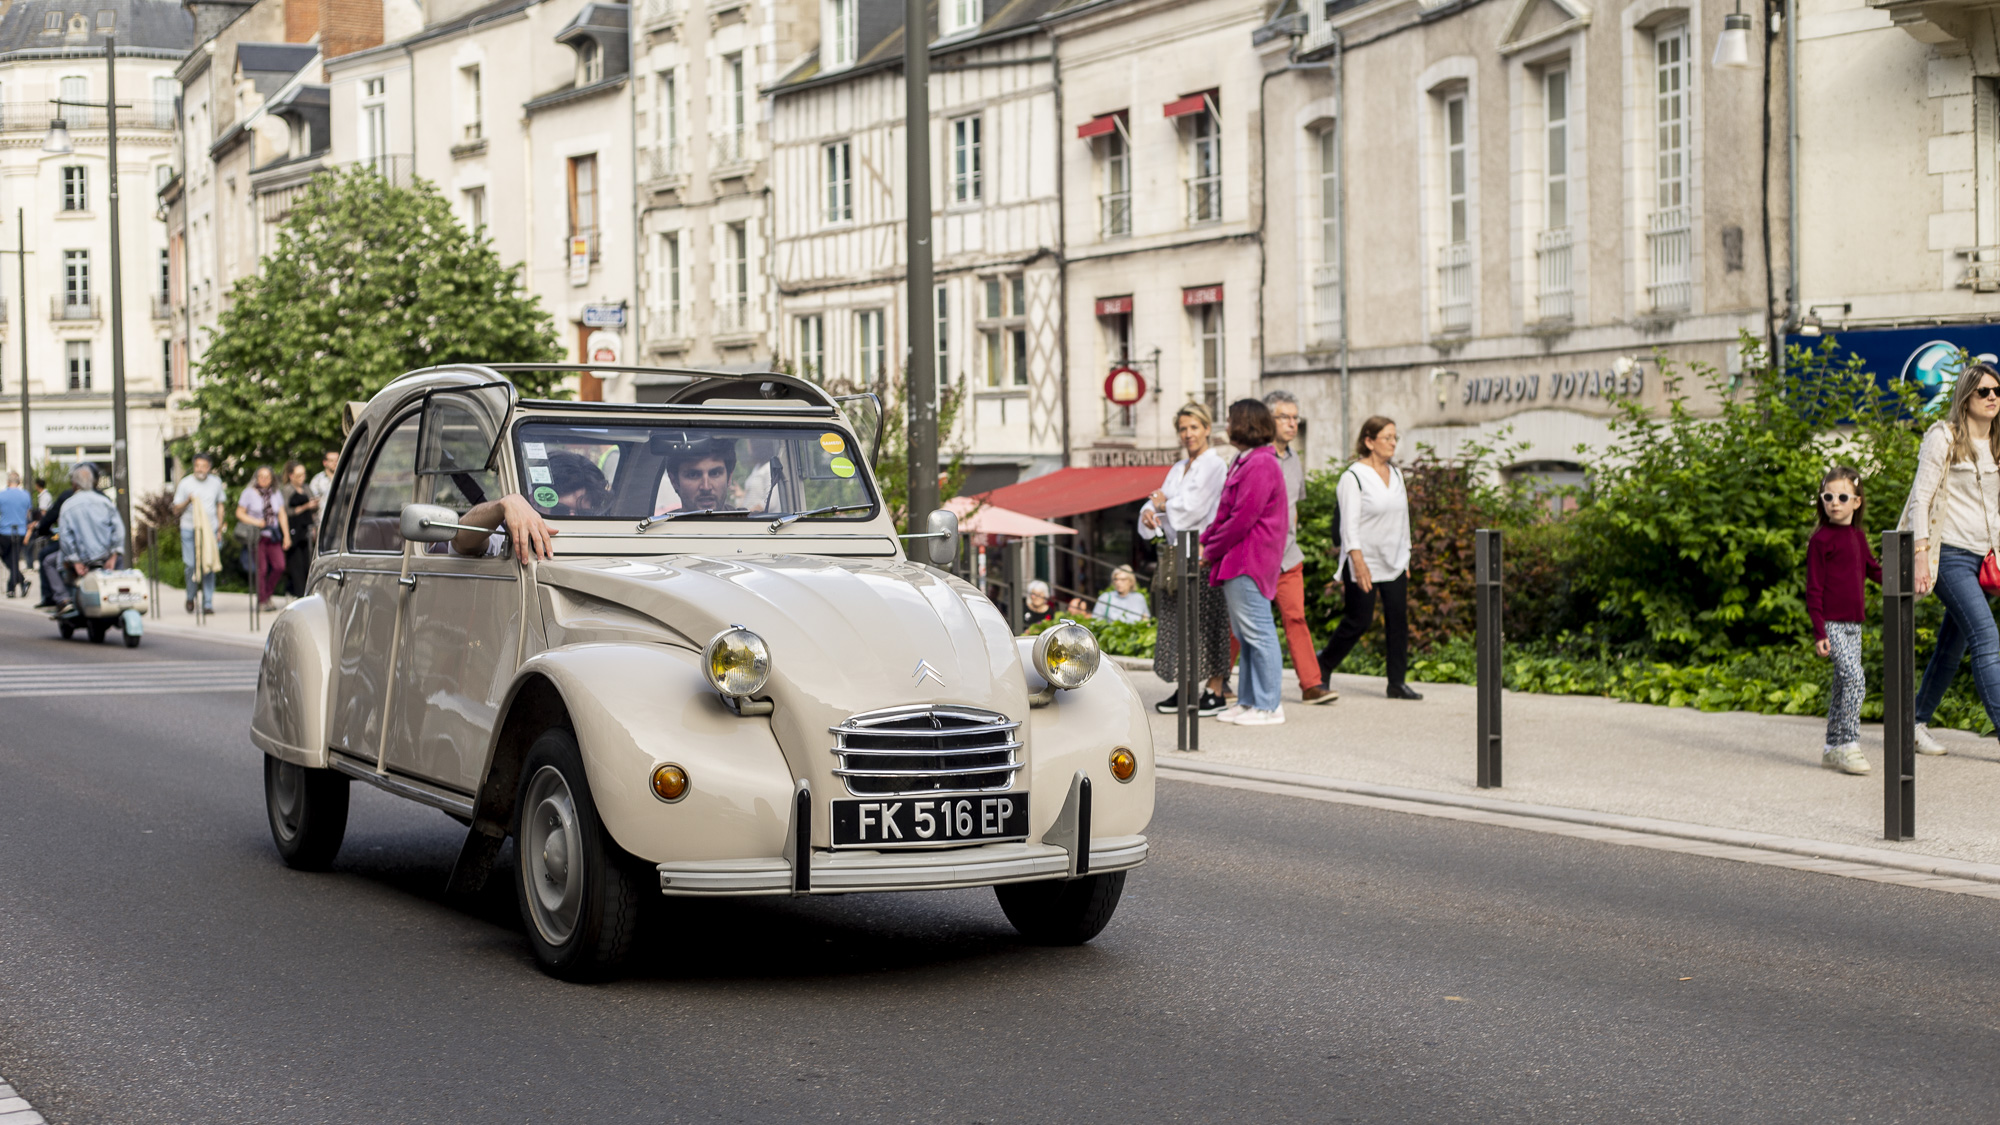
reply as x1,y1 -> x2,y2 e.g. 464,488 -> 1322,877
1076,111 -> 1123,139
973,465 -> 1170,522
1163,91 -> 1216,119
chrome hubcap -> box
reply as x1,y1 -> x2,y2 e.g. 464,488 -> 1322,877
271,760 -> 304,839
522,766 -> 583,945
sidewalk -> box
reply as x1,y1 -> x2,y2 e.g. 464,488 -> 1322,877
1134,663 -> 2000,871
0,584 -> 276,650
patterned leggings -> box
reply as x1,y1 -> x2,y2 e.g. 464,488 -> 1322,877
1826,621 -> 1864,747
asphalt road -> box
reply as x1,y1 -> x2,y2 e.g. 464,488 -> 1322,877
4,609 -> 2000,1123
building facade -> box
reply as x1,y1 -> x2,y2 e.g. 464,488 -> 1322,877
0,0 -> 190,492
769,0 -> 1066,489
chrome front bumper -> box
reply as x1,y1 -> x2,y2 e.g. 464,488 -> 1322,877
657,835 -> 1148,896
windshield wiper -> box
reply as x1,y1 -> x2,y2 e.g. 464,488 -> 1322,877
766,504 -> 873,533
634,508 -> 756,533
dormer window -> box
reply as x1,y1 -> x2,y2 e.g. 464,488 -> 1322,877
825,0 -> 856,69
578,38 -> 603,85
43,12 -> 60,32
942,0 -> 980,36
96,10 -> 113,31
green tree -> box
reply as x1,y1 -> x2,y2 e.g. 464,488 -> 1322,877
184,166 -> 565,475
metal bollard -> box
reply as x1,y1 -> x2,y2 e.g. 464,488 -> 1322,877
1002,537 -> 1023,636
1882,531 -> 1915,840
1177,530 -> 1199,753
1475,528 -> 1503,788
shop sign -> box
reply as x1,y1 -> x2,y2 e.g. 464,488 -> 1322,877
1095,296 -> 1133,317
1103,365 -> 1147,405
1088,447 -> 1181,467
1181,285 -> 1223,307
582,303 -> 627,328
1460,366 -> 1644,407
568,236 -> 591,286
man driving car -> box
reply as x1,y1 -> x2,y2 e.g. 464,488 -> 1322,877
664,438 -> 736,512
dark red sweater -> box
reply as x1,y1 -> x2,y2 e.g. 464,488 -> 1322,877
1805,523 -> 1881,640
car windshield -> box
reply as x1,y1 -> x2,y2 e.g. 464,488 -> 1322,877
514,421 -> 876,522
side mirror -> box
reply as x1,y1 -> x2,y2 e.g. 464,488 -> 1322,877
399,503 -> 463,543
925,508 -> 960,568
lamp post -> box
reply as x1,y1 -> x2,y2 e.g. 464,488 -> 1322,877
44,34 -> 131,559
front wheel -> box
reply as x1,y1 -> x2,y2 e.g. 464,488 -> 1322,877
85,619 -> 108,644
514,728 -> 647,981
123,630 -> 141,649
57,621 -> 74,640
263,755 -> 350,870
994,871 -> 1128,945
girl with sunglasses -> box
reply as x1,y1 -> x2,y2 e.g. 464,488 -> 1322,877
1807,467 -> 1878,775
1900,360 -> 2000,755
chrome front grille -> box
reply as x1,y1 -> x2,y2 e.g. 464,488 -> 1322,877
830,705 -> 1023,797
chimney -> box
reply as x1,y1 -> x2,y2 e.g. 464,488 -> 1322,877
285,0 -> 320,42
319,0 -> 382,60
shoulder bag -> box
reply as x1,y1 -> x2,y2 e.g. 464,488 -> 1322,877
1978,459 -> 2000,593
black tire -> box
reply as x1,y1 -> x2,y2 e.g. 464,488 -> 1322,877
85,619 -> 108,644
514,728 -> 646,981
57,622 -> 74,640
995,871 -> 1128,945
122,629 -> 141,649
263,754 -> 350,870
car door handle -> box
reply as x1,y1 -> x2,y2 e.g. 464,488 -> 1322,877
398,574 -> 417,589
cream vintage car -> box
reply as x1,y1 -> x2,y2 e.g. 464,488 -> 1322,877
250,365 -> 1154,979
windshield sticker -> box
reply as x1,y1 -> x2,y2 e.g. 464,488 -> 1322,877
528,466 -> 552,484
819,433 -> 845,455
523,442 -> 548,460
829,456 -> 856,478
532,486 -> 560,508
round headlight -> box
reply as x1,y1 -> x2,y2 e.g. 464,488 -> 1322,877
1032,620 -> 1101,691
703,625 -> 772,698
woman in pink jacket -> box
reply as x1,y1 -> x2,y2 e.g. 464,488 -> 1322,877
1201,399 -> 1292,726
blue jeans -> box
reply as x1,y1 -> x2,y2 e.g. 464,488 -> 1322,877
181,533 -> 214,610
1222,574 -> 1283,712
1915,544 -> 2000,732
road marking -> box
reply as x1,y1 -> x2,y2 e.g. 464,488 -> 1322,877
0,1077 -> 47,1125
1159,760 -> 2000,901
0,660 -> 260,697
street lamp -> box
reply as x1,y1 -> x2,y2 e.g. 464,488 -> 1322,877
43,35 -> 132,560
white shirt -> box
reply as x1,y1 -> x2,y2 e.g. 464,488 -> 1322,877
1137,448 -> 1227,542
1905,422 -> 2000,557
1337,462 -> 1411,583
173,473 -> 228,534
1091,588 -> 1150,622
308,470 -> 335,504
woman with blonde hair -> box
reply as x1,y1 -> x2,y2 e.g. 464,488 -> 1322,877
1903,360 -> 2000,754
1139,401 -> 1232,717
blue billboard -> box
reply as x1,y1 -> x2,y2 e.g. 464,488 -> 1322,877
1785,323 -> 2000,409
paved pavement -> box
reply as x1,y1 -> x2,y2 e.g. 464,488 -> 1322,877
5,611 -> 2000,1122
0,584 -> 275,650
1136,663 -> 2000,869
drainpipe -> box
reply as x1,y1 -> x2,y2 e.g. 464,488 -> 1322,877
1053,47 -> 1069,466
1784,0 -> 1797,337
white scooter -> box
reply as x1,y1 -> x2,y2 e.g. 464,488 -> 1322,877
51,563 -> 147,647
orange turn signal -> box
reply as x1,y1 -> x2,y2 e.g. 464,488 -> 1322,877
651,763 -> 690,802
1108,747 -> 1137,783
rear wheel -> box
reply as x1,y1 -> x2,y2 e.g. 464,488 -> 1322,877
85,619 -> 108,644
514,728 -> 646,981
994,872 -> 1127,945
263,754 -> 350,870
123,631 -> 141,649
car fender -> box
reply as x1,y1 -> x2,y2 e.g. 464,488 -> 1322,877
1018,638 -> 1156,841
497,644 -> 795,864
250,597 -> 333,768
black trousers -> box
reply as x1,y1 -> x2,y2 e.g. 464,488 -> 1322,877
1317,573 -> 1410,689
0,533 -> 20,593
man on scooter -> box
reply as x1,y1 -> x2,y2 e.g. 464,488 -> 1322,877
43,464 -> 123,610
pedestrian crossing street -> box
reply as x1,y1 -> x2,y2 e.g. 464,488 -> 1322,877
0,660 -> 261,698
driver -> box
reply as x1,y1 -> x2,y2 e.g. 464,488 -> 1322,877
46,464 -> 123,609
663,438 -> 736,512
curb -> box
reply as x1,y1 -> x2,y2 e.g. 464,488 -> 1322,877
0,590 -> 271,651
1156,757 -> 2000,888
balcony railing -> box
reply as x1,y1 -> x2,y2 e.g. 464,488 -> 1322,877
650,302 -> 684,340
716,298 -> 750,336
1436,241 -> 1471,333
645,141 -> 686,181
1646,207 -> 1691,313
1536,227 -> 1574,322
712,128 -> 748,167
0,100 -> 177,132
345,154 -> 415,188
568,226 -> 601,264
52,296 -> 98,321
1958,245 -> 2000,291
1310,264 -> 1341,346
1186,175 -> 1221,225
1099,192 -> 1131,239
152,293 -> 171,320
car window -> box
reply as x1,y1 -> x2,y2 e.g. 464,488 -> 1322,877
317,421 -> 366,556
349,412 -> 421,553
514,421 -> 875,522
424,395 -> 503,514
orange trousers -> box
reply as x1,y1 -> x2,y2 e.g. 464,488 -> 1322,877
1226,564 -> 1322,691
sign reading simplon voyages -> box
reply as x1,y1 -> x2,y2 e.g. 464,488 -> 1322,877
1460,366 -> 1644,407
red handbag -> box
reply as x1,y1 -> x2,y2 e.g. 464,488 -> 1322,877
1982,551 -> 2000,594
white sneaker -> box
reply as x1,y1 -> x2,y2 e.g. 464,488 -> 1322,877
1822,743 -> 1872,775
1234,707 -> 1286,726
1914,724 -> 1948,756
1215,704 -> 1248,724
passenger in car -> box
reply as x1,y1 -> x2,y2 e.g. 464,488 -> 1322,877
450,494 -> 558,562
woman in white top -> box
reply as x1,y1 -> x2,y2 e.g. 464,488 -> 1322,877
1091,565 -> 1151,623
1139,402 -> 1232,716
1316,415 -> 1420,700
1902,361 -> 2000,753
